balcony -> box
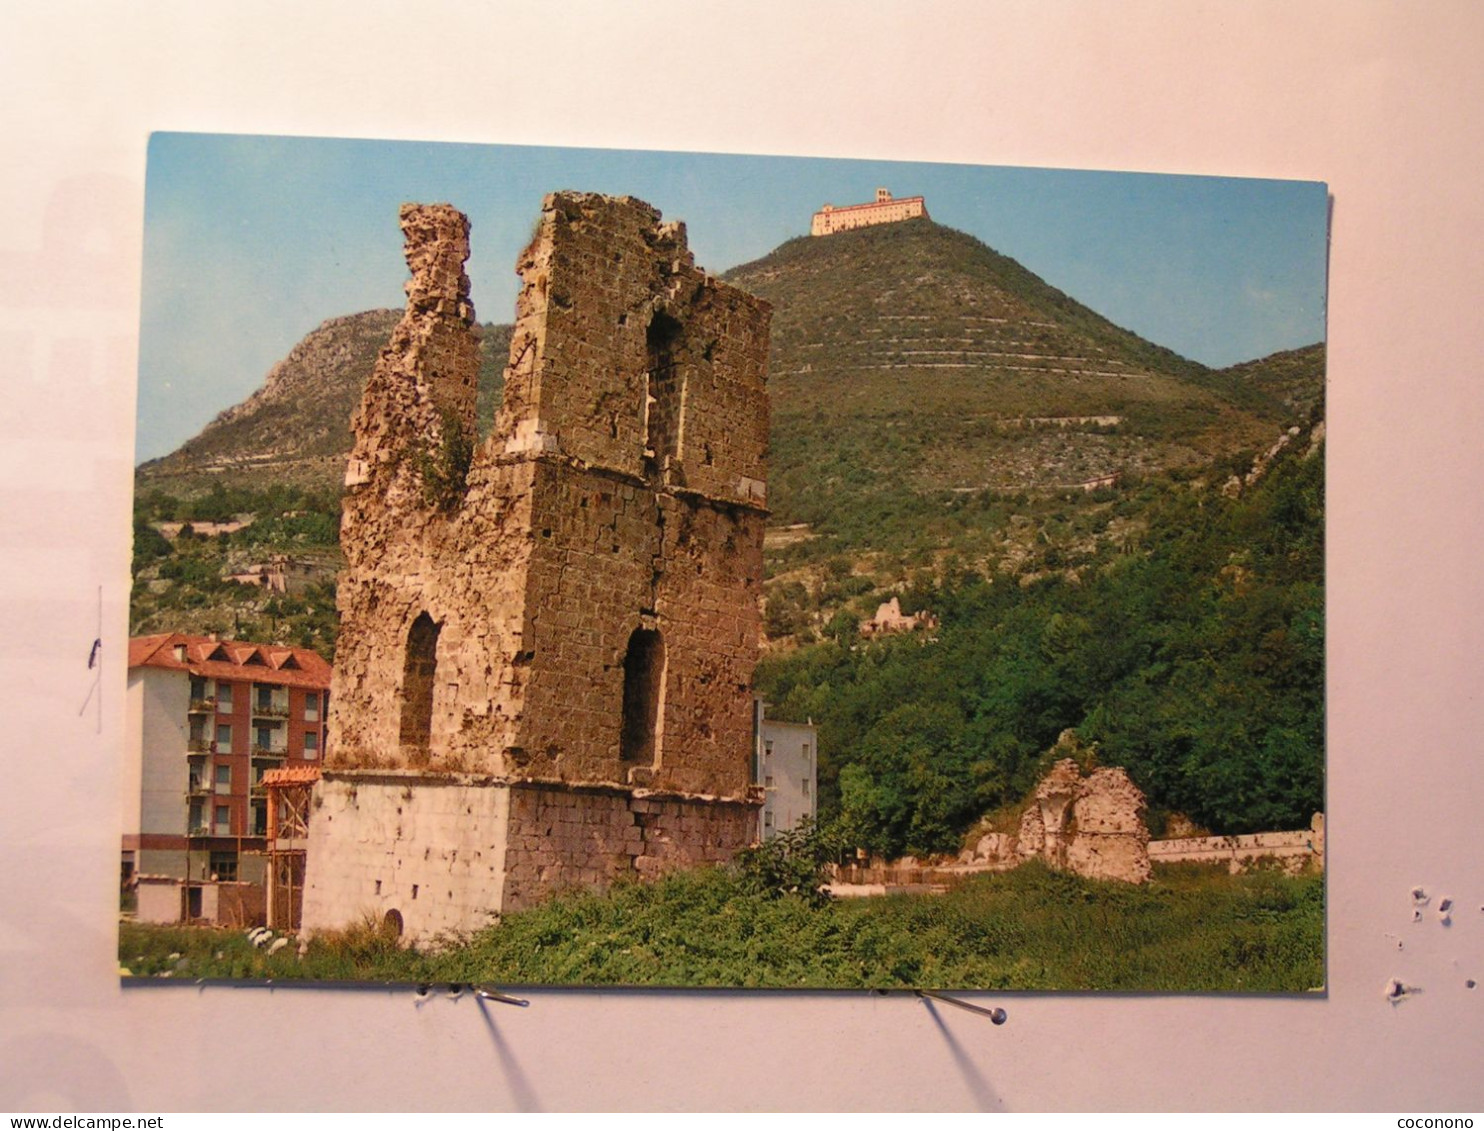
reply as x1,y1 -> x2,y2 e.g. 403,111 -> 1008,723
186,779 -> 210,798
251,745 -> 287,761
186,736 -> 212,754
251,701 -> 289,721
188,696 -> 217,714
187,823 -> 210,838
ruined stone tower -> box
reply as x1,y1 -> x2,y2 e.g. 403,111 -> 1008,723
301,194 -> 771,941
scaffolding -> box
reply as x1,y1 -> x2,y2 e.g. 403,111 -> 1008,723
262,764 -> 320,931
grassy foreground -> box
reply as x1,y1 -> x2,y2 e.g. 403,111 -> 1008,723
120,862 -> 1322,993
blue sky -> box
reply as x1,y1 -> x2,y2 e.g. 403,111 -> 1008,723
137,133 -> 1329,462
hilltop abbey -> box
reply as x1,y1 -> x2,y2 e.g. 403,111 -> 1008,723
301,194 -> 771,941
810,187 -> 928,236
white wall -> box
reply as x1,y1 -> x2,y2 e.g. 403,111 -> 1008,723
760,719 -> 816,836
136,667 -> 189,838
3,1 -> 1483,1112
121,673 -> 146,840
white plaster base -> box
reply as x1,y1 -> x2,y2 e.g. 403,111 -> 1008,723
300,772 -> 512,944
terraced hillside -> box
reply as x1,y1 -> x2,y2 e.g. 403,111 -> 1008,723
725,218 -> 1289,517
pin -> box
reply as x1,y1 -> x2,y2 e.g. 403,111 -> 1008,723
916,989 -> 1007,1024
476,985 -> 531,1007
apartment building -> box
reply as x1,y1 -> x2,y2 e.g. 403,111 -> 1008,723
753,699 -> 818,839
123,633 -> 330,919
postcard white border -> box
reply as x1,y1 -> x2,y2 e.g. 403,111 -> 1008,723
3,0 -> 1482,1112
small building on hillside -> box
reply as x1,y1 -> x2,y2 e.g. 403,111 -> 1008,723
859,596 -> 938,637
123,633 -> 330,924
754,699 -> 817,839
811,188 -> 929,236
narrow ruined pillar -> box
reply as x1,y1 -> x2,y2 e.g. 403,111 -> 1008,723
341,203 -> 480,511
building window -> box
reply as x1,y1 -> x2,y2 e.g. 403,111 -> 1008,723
213,805 -> 231,836
214,764 -> 231,794
188,802 -> 204,834
303,731 -> 319,758
251,802 -> 268,837
209,850 -> 238,882
217,684 -> 232,712
399,612 -> 441,759
620,627 -> 665,765
216,723 -> 232,751
305,693 -> 320,722
802,778 -> 811,798
190,676 -> 207,701
765,774 -> 774,788
257,726 -> 275,752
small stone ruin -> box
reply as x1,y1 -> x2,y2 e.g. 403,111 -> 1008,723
963,744 -> 1152,884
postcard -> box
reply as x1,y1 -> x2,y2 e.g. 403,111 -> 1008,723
121,133 -> 1326,991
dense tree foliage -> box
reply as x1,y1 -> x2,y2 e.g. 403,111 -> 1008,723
756,442 -> 1324,856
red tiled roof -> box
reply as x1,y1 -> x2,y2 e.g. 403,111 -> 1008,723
263,765 -> 322,786
128,632 -> 331,689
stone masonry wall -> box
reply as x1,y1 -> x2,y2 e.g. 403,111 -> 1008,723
501,784 -> 757,912
310,193 -> 769,933
328,193 -> 770,791
1147,813 -> 1325,875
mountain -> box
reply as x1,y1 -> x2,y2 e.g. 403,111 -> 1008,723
1215,343 -> 1326,422
131,216 -> 1323,649
136,311 -> 512,496
722,218 -> 1294,514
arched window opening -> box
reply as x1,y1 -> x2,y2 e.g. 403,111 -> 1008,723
620,628 -> 665,766
645,312 -> 686,470
381,909 -> 404,939
399,612 -> 441,759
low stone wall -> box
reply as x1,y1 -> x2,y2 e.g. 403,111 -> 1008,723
1148,815 -> 1324,875
831,813 -> 1325,893
501,784 -> 756,911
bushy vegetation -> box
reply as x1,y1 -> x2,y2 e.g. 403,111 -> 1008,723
120,863 -> 1322,992
733,816 -> 842,905
129,484 -> 343,656
757,438 -> 1323,855
417,410 -> 475,512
